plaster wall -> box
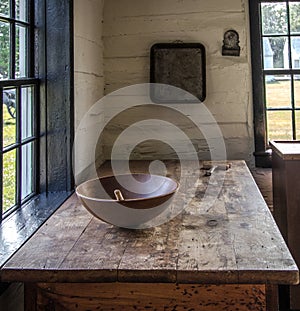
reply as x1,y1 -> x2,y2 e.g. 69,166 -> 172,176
74,0 -> 105,180
102,0 -> 254,164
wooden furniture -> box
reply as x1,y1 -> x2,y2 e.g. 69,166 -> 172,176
1,160 -> 298,311
270,140 -> 300,309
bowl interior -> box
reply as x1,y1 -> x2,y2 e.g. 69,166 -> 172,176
76,174 -> 178,201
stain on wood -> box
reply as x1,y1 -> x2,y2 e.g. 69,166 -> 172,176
32,283 -> 266,311
1,161 -> 299,310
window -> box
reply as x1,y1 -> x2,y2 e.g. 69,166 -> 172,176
0,0 -> 73,269
0,0 -> 73,267
250,0 -> 300,167
0,0 -> 38,218
0,0 -> 73,226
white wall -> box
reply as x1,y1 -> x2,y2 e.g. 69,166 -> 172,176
74,0 -> 105,181
102,0 -> 254,164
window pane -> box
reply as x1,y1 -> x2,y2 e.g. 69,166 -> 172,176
296,111 -> 300,139
3,88 -> 17,147
0,21 -> 10,79
0,0 -> 10,17
267,110 -> 293,141
295,75 -> 300,108
265,75 -> 291,108
263,38 -> 274,69
21,142 -> 34,200
21,86 -> 34,140
16,0 -> 28,22
261,2 -> 288,35
291,37 -> 300,69
290,2 -> 300,35
3,149 -> 17,212
15,25 -> 28,78
264,37 -> 288,69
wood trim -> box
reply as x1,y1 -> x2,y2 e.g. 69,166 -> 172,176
35,0 -> 74,192
249,0 -> 270,167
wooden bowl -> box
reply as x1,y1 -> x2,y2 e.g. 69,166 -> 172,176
76,174 -> 179,228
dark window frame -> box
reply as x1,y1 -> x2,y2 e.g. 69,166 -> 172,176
0,0 -> 74,270
249,0 -> 300,167
0,0 -> 38,218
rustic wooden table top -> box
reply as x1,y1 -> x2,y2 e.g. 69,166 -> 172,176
1,160 -> 298,285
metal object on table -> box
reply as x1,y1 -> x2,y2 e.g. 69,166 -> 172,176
114,189 -> 125,201
203,163 -> 232,176
205,165 -> 218,176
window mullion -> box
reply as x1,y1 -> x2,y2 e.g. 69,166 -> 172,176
291,74 -> 297,139
0,87 -> 3,221
16,86 -> 22,206
10,0 -> 16,79
34,85 -> 39,193
286,3 -> 297,139
28,0 -> 34,77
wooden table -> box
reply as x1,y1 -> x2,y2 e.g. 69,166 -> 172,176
270,141 -> 300,309
1,160 -> 298,311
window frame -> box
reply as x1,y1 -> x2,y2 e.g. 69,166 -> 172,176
0,79 -> 39,218
0,0 -> 74,269
0,0 -> 38,217
249,0 -> 300,167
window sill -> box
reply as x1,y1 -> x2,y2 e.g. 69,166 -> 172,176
0,191 -> 73,269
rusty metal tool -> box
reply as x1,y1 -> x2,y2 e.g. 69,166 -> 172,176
204,165 -> 218,176
203,163 -> 232,176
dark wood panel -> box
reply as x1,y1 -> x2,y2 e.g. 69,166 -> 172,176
271,142 -> 300,309
0,283 -> 24,311
35,0 -> 74,193
31,283 -> 266,311
45,0 -> 74,192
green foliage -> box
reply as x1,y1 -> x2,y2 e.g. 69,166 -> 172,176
290,2 -> 300,34
2,109 -> 16,211
0,1 -> 10,78
0,22 -> 10,79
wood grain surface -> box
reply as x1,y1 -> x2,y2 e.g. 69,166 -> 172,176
1,161 -> 298,285
29,283 -> 267,311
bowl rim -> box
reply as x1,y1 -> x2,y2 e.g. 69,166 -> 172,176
75,173 -> 179,203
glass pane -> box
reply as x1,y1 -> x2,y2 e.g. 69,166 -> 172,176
21,142 -> 34,200
263,38 -> 274,69
0,21 -> 10,79
15,25 -> 27,78
0,0 -> 10,17
295,75 -> 300,108
267,110 -> 293,141
265,75 -> 291,108
265,37 -> 288,69
21,86 -> 34,140
290,2 -> 300,35
16,0 -> 28,22
291,37 -> 300,69
296,111 -> 300,140
3,88 -> 17,147
3,149 -> 17,212
261,2 -> 288,35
